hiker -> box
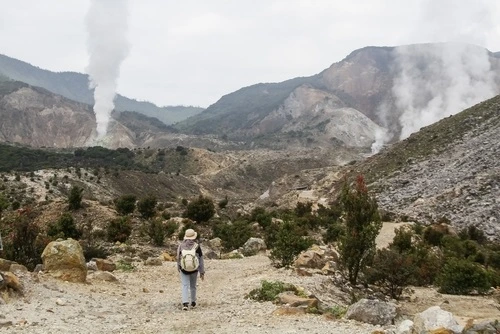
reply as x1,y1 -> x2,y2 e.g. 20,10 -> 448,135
177,228 -> 205,310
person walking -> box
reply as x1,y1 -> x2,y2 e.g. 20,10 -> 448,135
177,228 -> 205,310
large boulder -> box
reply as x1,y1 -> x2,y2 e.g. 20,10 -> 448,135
241,238 -> 266,256
41,239 -> 87,283
412,306 -> 463,334
345,298 -> 397,325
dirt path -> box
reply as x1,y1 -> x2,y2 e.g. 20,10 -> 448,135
4,255 -> 500,333
4,256 -> 380,334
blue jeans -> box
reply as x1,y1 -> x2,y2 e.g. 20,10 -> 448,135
180,271 -> 197,304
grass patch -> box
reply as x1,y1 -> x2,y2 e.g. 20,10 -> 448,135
246,280 -> 304,302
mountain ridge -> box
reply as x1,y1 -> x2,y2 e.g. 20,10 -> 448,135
0,54 -> 204,125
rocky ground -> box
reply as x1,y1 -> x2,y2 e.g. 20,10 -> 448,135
2,254 -> 500,334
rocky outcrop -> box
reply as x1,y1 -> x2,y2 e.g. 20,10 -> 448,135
41,238 -> 87,283
411,306 -> 463,333
345,298 -> 397,325
240,237 -> 266,256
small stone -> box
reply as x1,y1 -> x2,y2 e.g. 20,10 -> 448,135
56,298 -> 66,306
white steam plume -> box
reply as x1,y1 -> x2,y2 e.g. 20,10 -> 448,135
393,43 -> 497,140
85,0 -> 130,141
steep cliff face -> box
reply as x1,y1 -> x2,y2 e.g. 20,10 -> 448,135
0,82 -> 96,147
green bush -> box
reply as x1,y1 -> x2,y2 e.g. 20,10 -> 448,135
269,220 -> 313,268
1,213 -> 48,270
161,211 -> 171,220
147,219 -> 166,246
246,280 -> 300,302
68,185 -> 83,210
294,202 -> 312,217
184,195 -> 215,223
165,220 -> 178,238
138,196 -> 157,219
324,222 -> 343,243
115,194 -> 136,215
364,248 -> 416,299
213,219 -> 254,251
436,258 -> 490,295
107,217 -> 132,243
390,226 -> 414,253
218,196 -> 228,209
47,212 -> 81,240
423,225 -> 448,246
458,225 -> 487,244
251,207 -> 273,229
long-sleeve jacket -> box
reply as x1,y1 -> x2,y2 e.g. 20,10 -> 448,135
176,239 -> 205,275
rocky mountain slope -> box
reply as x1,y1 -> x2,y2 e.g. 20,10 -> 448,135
0,80 -> 229,149
176,43 -> 500,149
0,54 -> 204,125
287,94 -> 500,240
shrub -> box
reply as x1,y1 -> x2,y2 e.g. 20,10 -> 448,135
251,207 -> 273,229
269,220 -> 313,268
423,225 -> 448,246
213,219 -> 254,251
218,196 -> 228,209
106,217 -> 132,243
294,202 -> 312,217
12,201 -> 20,210
147,219 -> 166,246
1,213 -> 47,270
246,280 -> 300,302
459,225 -> 487,244
165,220 -> 178,238
323,222 -> 343,243
436,258 -> 490,295
115,194 -> 136,215
47,212 -> 81,240
137,196 -> 157,219
390,226 -> 414,253
324,305 -> 347,318
364,248 -> 416,299
338,175 -> 382,284
184,195 -> 215,223
68,185 -> 83,210
161,211 -> 171,220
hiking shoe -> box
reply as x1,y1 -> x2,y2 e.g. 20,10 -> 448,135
191,302 -> 196,308
182,303 -> 189,311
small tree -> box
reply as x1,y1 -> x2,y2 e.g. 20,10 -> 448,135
338,175 -> 382,285
68,185 -> 83,210
138,196 -> 157,219
270,220 -> 313,268
106,217 -> 132,243
147,219 -> 166,246
184,195 -> 215,223
115,194 -> 137,215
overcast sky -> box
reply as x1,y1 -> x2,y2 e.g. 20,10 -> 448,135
1,0 -> 499,108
